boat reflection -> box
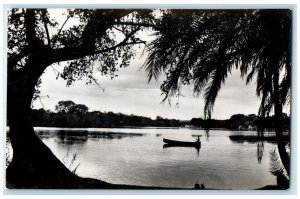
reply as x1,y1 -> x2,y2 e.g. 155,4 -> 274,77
163,144 -> 201,157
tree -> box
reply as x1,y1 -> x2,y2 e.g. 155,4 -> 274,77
71,104 -> 89,115
145,10 -> 291,176
228,114 -> 247,129
190,118 -> 204,127
55,100 -> 89,114
55,100 -> 76,113
7,8 -> 156,188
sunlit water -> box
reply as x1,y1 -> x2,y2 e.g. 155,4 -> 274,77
8,127 -> 278,189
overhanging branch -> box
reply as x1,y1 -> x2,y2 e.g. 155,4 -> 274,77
50,27 -> 142,64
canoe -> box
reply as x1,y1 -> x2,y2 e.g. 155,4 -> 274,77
163,138 -> 201,148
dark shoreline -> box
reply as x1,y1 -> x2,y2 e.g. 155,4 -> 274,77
7,176 -> 283,190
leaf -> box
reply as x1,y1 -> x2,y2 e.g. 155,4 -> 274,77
269,148 -> 285,176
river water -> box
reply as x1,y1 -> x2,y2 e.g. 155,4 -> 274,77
7,127 -> 278,189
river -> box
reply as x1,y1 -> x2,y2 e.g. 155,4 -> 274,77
7,127 -> 278,189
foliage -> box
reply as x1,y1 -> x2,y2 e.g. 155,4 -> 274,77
6,143 -> 12,167
55,100 -> 89,114
269,148 -> 285,176
269,148 -> 289,189
145,10 -> 291,119
8,9 -> 156,88
144,9 -> 291,176
189,118 -> 204,127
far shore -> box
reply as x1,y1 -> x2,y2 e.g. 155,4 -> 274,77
5,126 -> 280,132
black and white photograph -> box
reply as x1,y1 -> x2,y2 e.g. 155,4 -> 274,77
3,4 -> 295,193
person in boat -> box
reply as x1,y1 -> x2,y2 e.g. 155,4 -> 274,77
196,136 -> 201,143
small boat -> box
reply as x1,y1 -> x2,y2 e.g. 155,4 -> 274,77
163,138 -> 201,148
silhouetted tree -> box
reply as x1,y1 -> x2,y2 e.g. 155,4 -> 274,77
190,118 -> 204,127
228,114 -> 247,129
145,10 -> 291,176
7,8 -> 156,188
55,100 -> 89,115
55,100 -> 76,113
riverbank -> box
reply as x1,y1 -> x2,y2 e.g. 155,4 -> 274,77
7,175 -> 283,190
6,176 -> 181,189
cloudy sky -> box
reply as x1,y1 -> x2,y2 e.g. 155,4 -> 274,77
32,56 -> 261,120
32,9 -> 262,120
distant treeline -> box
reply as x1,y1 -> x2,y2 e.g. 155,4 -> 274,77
190,113 -> 290,131
29,100 -> 290,130
30,101 -> 181,128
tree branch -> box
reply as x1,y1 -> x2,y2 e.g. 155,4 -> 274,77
49,9 -> 152,63
81,9 -> 134,50
52,15 -> 70,48
49,27 -> 141,64
41,10 -> 51,48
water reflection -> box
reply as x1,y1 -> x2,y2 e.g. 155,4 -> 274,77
35,130 -> 146,145
36,130 -> 88,145
163,144 -> 201,157
257,141 -> 264,163
229,135 -> 278,143
205,128 -> 210,141
35,130 -> 57,140
88,132 -> 145,140
229,130 -> 267,163
58,135 -> 88,145
256,130 -> 264,163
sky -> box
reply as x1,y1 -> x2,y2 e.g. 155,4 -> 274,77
32,56 -> 261,120
31,9 -> 262,120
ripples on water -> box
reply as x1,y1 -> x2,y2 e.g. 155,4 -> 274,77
7,127 -> 277,189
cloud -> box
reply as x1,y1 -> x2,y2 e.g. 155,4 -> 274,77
33,56 -> 261,120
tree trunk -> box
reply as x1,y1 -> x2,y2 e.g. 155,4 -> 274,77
273,67 -> 290,177
6,57 -> 79,188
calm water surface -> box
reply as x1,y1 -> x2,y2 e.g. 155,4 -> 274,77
13,127 -> 278,189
